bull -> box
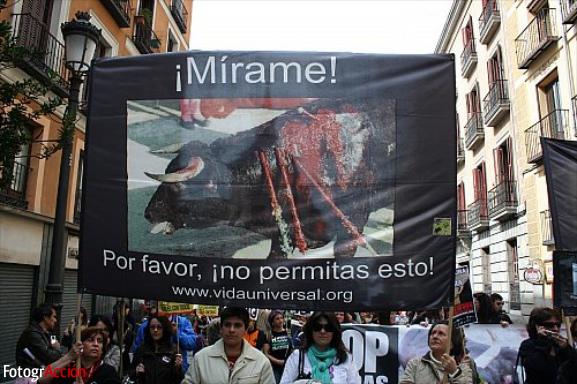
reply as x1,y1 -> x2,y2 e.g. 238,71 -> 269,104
144,97 -> 395,258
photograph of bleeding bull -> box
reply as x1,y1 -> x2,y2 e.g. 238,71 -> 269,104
128,97 -> 395,259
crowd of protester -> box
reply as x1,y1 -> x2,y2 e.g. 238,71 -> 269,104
11,299 -> 577,384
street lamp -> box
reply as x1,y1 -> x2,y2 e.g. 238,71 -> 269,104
44,12 -> 101,323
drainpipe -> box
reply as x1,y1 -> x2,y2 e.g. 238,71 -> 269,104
558,0 -> 577,136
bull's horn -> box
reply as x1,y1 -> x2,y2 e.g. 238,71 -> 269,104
150,143 -> 184,154
144,157 -> 205,183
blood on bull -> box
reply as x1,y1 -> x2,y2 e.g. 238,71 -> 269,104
144,97 -> 395,259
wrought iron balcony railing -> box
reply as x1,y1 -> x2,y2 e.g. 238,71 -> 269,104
457,138 -> 465,165
100,0 -> 131,28
540,209 -> 554,245
515,8 -> 559,69
561,0 -> 577,24
171,0 -> 188,33
467,198 -> 489,231
11,13 -> 69,97
0,162 -> 28,209
464,112 -> 484,149
479,0 -> 501,44
460,39 -> 478,77
133,15 -> 160,54
524,109 -> 569,163
483,79 -> 510,127
488,180 -> 517,220
457,209 -> 470,236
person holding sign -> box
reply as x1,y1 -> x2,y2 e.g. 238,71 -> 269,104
400,321 -> 473,384
280,311 -> 360,384
518,307 -> 575,384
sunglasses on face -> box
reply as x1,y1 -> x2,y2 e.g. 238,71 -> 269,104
312,323 -> 336,333
541,322 -> 561,329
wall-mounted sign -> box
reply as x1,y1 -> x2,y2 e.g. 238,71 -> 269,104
524,263 -> 543,285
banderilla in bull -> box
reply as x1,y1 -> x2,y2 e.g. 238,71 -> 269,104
286,147 -> 378,257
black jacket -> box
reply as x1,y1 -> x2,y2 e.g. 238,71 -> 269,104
519,337 -> 575,384
15,323 -> 62,368
557,355 -> 577,384
132,343 -> 184,384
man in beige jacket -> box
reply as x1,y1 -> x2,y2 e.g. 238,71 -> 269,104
182,307 -> 275,384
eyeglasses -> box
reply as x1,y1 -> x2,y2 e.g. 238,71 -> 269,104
540,322 -> 561,329
312,323 -> 336,333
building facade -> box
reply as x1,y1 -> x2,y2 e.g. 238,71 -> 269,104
437,0 -> 576,319
0,0 -> 192,367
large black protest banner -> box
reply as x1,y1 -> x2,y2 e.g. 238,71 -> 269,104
80,51 -> 456,310
553,250 -> 577,311
542,138 -> 577,250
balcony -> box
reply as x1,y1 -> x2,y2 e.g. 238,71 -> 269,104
561,0 -> 577,23
524,109 -> 569,163
457,138 -> 465,165
171,0 -> 188,33
11,13 -> 69,97
467,199 -> 489,232
515,8 -> 559,69
460,39 -> 477,78
0,162 -> 28,210
479,0 -> 501,44
540,210 -> 554,245
483,80 -> 510,127
100,0 -> 131,28
133,15 -> 161,54
488,180 -> 517,220
464,112 -> 484,150
457,209 -> 471,237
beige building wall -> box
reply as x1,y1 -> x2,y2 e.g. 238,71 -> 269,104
439,0 -> 577,315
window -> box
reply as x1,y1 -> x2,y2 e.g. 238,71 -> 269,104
0,126 -> 31,208
462,16 -> 474,46
493,138 -> 514,184
481,246 -> 492,293
539,74 -> 561,117
167,30 -> 178,52
473,162 -> 487,204
466,85 -> 481,115
507,239 -> 521,310
487,48 -> 505,85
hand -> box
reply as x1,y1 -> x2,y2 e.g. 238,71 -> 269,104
136,363 -> 145,374
500,321 -> 510,328
67,341 -> 83,359
549,332 -> 569,348
51,340 -> 61,350
440,354 -> 458,375
537,325 -> 548,337
175,354 -> 182,367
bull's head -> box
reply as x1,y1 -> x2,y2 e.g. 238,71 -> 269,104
144,141 -> 233,234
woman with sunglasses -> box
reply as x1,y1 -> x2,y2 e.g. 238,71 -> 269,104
131,315 -> 183,384
518,307 -> 575,384
280,311 -> 360,384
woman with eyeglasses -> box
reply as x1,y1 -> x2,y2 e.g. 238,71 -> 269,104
280,311 -> 360,384
518,307 -> 576,384
131,315 -> 184,384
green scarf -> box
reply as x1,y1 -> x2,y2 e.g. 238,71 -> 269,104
307,346 -> 337,384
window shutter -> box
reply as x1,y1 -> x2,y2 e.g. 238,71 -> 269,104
506,137 -> 514,181
458,183 -> 466,210
494,147 -> 504,184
